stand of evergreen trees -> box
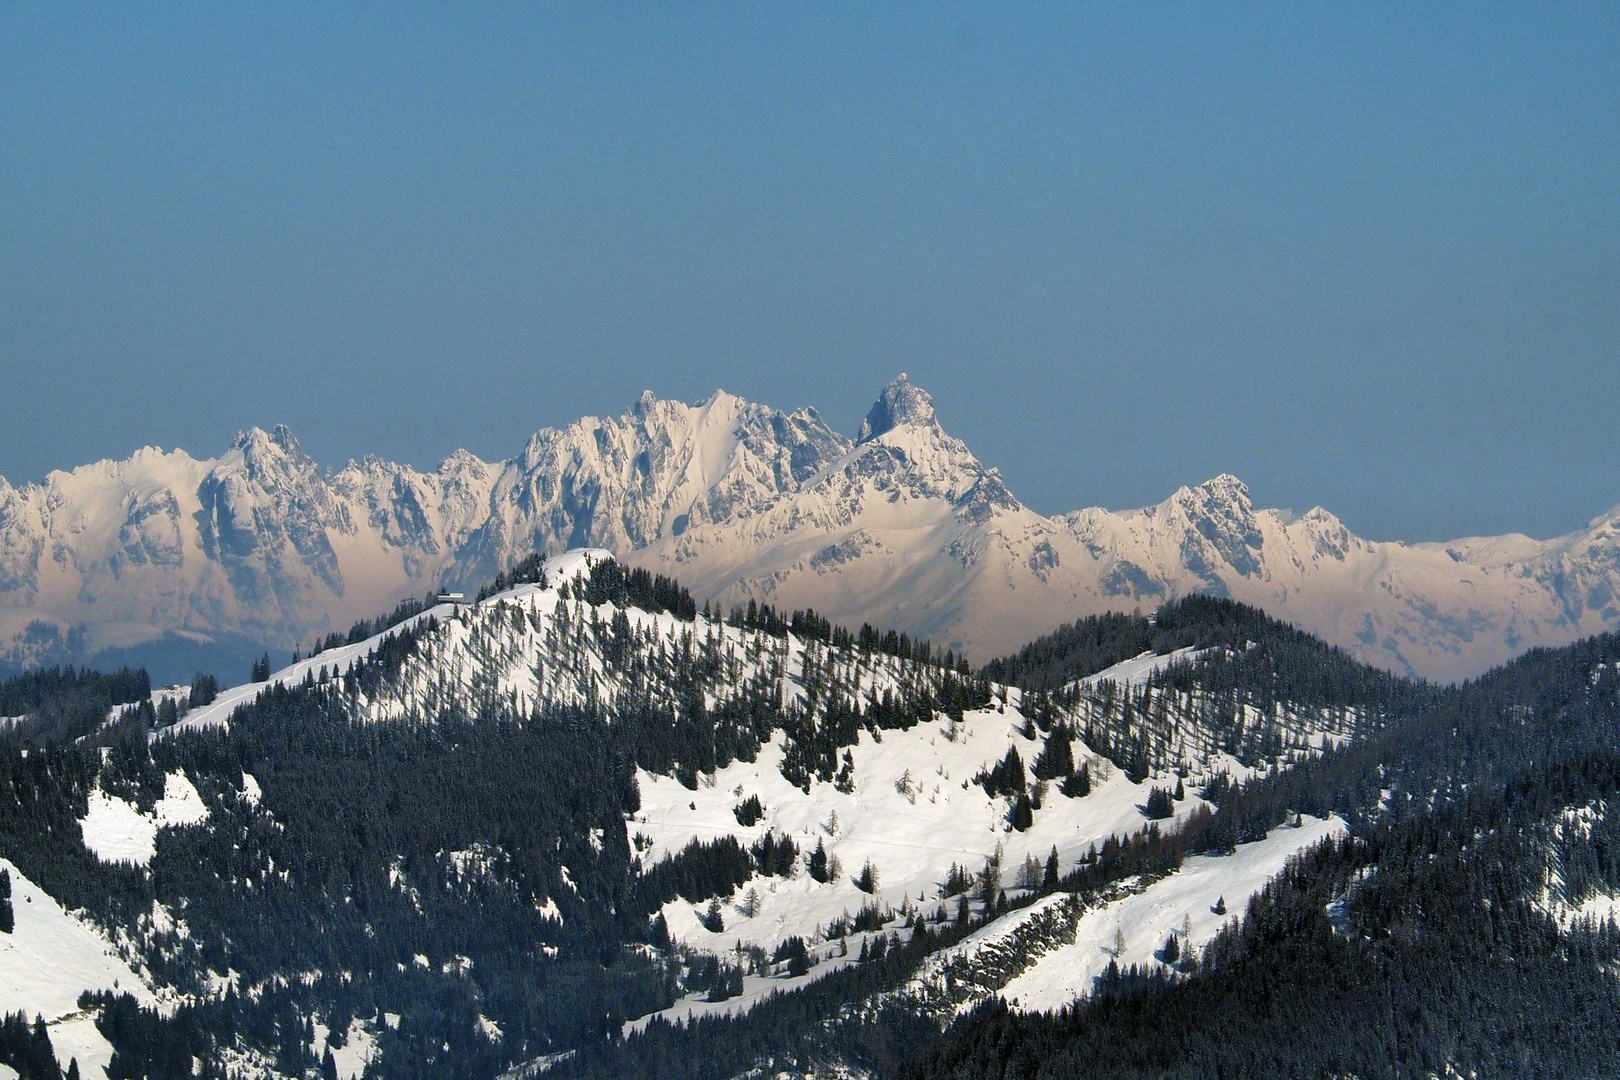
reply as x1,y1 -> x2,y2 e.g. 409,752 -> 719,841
0,1012 -> 64,1080
0,665 -> 150,744
9,560 -> 1620,1077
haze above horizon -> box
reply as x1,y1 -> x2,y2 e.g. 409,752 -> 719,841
1,5 -> 1615,544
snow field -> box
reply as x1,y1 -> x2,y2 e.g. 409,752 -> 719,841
79,770 -> 211,866
995,815 -> 1347,1013
1073,647 -> 1203,690
1534,800 -> 1620,931
311,1016 -> 379,1080
165,599 -> 464,736
623,948 -> 860,1037
636,706 -> 1213,956
167,548 -> 609,736
0,858 -> 158,1076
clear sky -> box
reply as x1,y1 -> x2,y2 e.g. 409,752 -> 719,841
1,4 -> 1615,542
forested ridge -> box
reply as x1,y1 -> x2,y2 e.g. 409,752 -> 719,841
890,625 -> 1620,1079
555,603 -> 1620,1079
1,562 -> 1618,1078
0,557 -> 999,1077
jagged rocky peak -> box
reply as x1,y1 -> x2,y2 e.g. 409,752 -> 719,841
1184,473 -> 1253,512
610,387 -> 848,490
1587,500 -> 1620,534
229,424 -> 317,483
858,373 -> 938,443
267,423 -> 300,453
1137,474 -> 1266,580
235,423 -> 302,457
1147,474 -> 1262,533
436,447 -> 491,479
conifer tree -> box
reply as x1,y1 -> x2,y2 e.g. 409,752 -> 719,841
1009,791 -> 1034,831
808,839 -> 830,883
979,850 -> 1002,906
1060,763 -> 1091,798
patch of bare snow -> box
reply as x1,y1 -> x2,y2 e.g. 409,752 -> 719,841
79,771 -> 210,866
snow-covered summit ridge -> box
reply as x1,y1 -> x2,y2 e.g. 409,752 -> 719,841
2,378 -> 1620,681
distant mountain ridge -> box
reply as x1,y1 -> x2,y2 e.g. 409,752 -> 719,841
2,374 -> 1618,681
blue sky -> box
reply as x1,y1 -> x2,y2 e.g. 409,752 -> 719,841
0,4 -> 1615,541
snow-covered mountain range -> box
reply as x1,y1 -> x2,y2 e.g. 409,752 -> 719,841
3,375 -> 1618,681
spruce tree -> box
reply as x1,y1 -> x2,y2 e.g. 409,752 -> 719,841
1032,729 -> 1075,780
1009,792 -> 1034,831
1060,764 -> 1091,798
808,839 -> 830,883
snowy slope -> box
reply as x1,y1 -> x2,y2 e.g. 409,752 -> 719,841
6,377 -> 1620,680
0,858 -> 160,1076
154,548 -> 1368,1040
996,816 -> 1346,1013
79,771 -> 211,866
1073,648 -> 1203,689
633,707 -> 1205,956
875,815 -> 1347,1021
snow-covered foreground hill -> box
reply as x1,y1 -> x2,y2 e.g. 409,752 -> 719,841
9,553 -> 1620,1077
4,378 -> 1620,681
150,551 -> 1372,1038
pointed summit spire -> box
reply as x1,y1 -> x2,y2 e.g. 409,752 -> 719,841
1191,474 -> 1252,508
229,424 -> 314,483
268,424 -> 300,453
857,373 -> 937,444
234,424 -> 302,457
